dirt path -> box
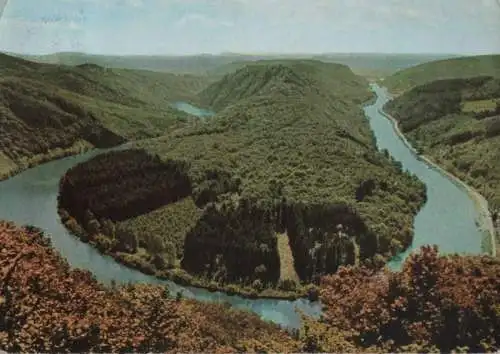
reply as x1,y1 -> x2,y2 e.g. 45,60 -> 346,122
378,108 -> 497,258
276,233 -> 300,282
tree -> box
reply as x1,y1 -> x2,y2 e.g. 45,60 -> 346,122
318,245 -> 500,352
115,225 -> 138,253
145,234 -> 165,255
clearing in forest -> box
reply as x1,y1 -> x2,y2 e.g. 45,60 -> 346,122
276,233 -> 300,283
462,99 -> 498,113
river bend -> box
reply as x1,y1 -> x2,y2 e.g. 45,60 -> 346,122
0,85 -> 484,328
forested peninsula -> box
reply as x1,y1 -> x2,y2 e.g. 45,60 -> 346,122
58,60 -> 426,298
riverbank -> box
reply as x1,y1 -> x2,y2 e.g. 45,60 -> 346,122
109,247 -> 317,301
58,208 -> 318,302
0,140 -> 93,182
378,108 -> 497,257
0,137 -> 317,302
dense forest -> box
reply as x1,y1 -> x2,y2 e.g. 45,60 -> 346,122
2,222 -> 499,352
59,60 -> 426,298
385,76 -> 500,216
0,52 -> 209,180
383,54 -> 500,93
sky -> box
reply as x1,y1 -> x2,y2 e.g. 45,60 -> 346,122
0,0 -> 499,55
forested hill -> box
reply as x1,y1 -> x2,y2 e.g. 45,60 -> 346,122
59,60 -> 426,298
384,54 -> 500,94
0,52 -> 209,179
199,60 -> 370,111
196,60 -> 378,150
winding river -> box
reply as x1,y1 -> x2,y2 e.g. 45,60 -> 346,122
0,84 -> 485,329
366,83 -> 484,268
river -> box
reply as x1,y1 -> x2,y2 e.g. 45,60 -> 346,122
0,84 -> 485,329
365,83 -> 484,269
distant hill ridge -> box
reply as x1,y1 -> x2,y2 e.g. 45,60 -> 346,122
10,51 -> 458,78
384,54 -> 500,93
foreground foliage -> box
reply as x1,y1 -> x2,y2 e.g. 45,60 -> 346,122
59,60 -> 426,297
2,222 -> 499,352
306,245 -> 500,353
0,221 -> 298,352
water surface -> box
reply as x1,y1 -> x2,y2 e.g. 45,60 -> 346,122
173,102 -> 214,117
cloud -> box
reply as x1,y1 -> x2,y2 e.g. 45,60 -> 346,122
58,0 -> 143,9
0,16 -> 83,54
0,0 -> 8,19
174,13 -> 234,28
0,0 -> 498,55
120,0 -> 143,7
0,17 -> 81,30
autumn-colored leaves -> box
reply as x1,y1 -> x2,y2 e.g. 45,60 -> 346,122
0,221 -> 297,353
316,245 -> 500,352
2,220 -> 500,353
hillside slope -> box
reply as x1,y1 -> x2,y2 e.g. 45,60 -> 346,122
385,76 -> 500,207
58,60 -> 426,298
0,53 -> 210,179
384,54 -> 500,93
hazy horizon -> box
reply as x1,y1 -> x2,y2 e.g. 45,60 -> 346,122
0,0 -> 499,56
6,50 -> 469,57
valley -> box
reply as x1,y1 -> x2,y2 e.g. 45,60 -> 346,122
0,53 -> 210,180
0,50 -> 499,352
